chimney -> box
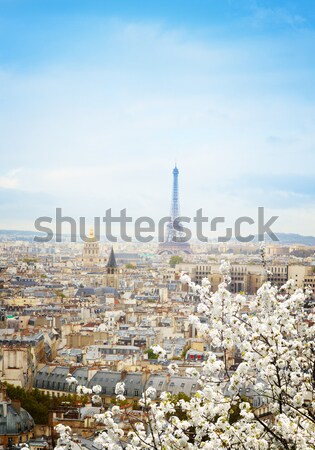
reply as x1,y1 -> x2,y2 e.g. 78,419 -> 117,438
11,399 -> 21,414
141,368 -> 150,386
121,369 -> 127,381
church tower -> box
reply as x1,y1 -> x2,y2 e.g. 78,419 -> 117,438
103,247 -> 120,289
82,228 -> 101,267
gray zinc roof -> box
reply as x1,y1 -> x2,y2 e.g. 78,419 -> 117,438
146,374 -> 199,398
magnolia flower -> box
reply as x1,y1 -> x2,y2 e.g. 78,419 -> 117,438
65,375 -> 78,385
82,386 -> 92,395
92,394 -> 102,404
92,384 -> 102,394
186,367 -> 199,378
150,344 -> 167,360
197,302 -> 209,314
188,315 -> 200,325
160,391 -> 170,401
139,395 -> 151,407
76,385 -> 84,395
55,423 -> 66,433
201,277 -> 211,287
219,260 -> 231,276
111,405 -> 120,416
180,273 -> 191,284
55,424 -> 71,434
305,286 -> 313,298
76,385 -> 92,395
115,382 -> 125,396
145,386 -> 156,399
94,413 -> 106,423
168,362 -> 179,375
280,279 -> 296,290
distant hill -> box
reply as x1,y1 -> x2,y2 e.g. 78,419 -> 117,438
264,233 -> 315,246
0,229 -> 39,236
240,233 -> 315,246
0,229 -> 44,242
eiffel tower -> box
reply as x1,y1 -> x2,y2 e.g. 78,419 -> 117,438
158,164 -> 191,255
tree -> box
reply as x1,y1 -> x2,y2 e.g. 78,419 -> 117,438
180,343 -> 191,359
5,384 -> 87,425
22,258 -> 38,264
54,290 -> 66,299
145,348 -> 159,359
169,255 -> 183,267
55,259 -> 315,449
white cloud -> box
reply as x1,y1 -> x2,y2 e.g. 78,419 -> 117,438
247,3 -> 306,29
0,169 -> 20,189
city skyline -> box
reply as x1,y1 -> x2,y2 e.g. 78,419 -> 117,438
0,4 -> 315,447
0,0 -> 315,234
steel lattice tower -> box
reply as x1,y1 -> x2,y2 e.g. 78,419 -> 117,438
158,164 -> 191,254
166,164 -> 180,242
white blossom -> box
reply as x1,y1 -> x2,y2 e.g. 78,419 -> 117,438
65,375 -> 77,385
168,362 -> 179,375
180,272 -> 191,284
92,384 -> 102,394
92,394 -> 102,404
150,344 -> 167,361
54,262 -> 315,450
115,381 -> 125,396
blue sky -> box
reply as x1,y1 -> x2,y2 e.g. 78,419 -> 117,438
0,0 -> 315,235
